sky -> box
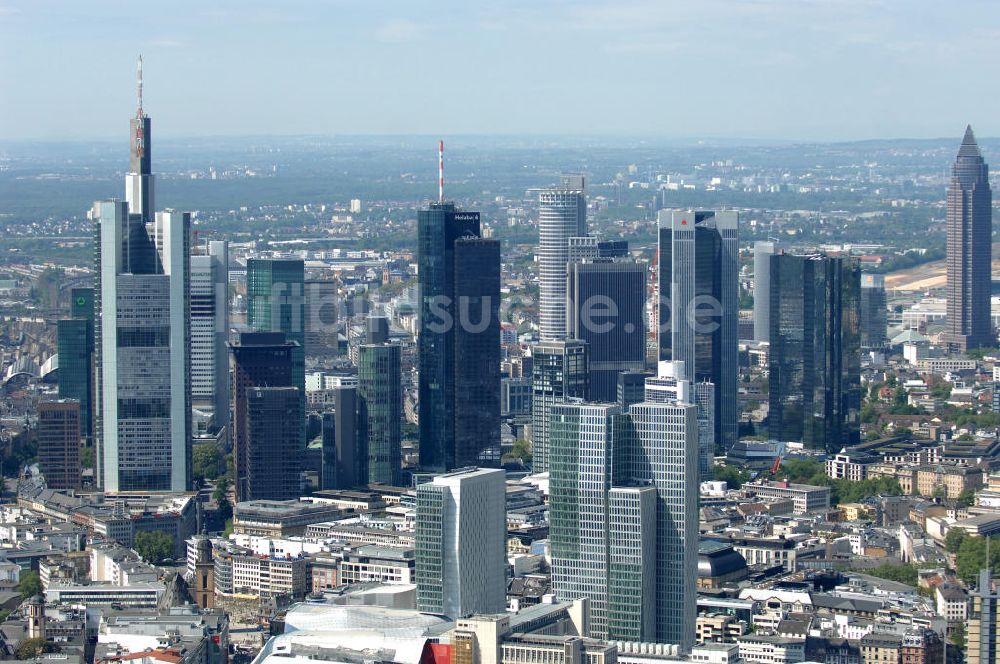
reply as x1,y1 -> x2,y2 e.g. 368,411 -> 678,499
1,0 -> 999,142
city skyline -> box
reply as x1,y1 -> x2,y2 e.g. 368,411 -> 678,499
2,1 -> 1000,142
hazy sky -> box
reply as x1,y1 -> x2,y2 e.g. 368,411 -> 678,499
2,0 -> 999,141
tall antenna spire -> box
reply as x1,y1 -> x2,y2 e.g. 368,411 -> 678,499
438,140 -> 444,203
137,54 -> 144,119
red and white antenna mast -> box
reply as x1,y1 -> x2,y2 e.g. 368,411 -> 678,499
438,140 -> 444,203
137,54 -> 144,119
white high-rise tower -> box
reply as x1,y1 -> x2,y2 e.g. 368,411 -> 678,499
538,176 -> 586,341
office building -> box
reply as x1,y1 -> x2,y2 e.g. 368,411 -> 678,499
246,258 -> 305,441
943,126 -> 994,352
657,209 -> 739,451
768,253 -> 861,452
530,339 -> 589,473
418,203 -> 501,470
415,468 -> 506,618
753,240 -> 779,342
321,386 -> 362,490
244,387 -> 301,501
616,371 -> 649,411
620,398 -> 699,650
37,399 -> 82,491
860,273 -> 887,350
93,201 -> 190,493
548,402 -> 657,641
645,361 -> 715,482
538,177 -> 586,341
190,240 -> 229,430
57,287 -> 95,443
501,377 -> 532,417
566,258 -> 645,402
358,343 -> 402,486
228,332 -> 296,502
969,569 -> 1000,664
453,237 -> 501,467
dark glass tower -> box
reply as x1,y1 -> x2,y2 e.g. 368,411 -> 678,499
359,343 -> 402,485
768,254 -> 861,452
657,210 -> 739,450
860,273 -> 888,350
417,203 -> 500,470
530,339 -> 589,472
228,331 -> 296,501
567,258 -> 646,402
321,386 -> 362,490
246,259 -> 305,443
57,287 -> 95,443
244,386 -> 302,501
944,126 -> 993,352
453,238 -> 502,467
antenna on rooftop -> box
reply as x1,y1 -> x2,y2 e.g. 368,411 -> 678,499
438,140 -> 444,203
137,55 -> 144,119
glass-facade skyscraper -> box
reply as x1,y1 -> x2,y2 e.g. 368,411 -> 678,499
860,273 -> 887,351
415,468 -> 507,619
538,178 -> 586,341
657,209 -> 739,451
94,203 -> 190,492
359,343 -> 402,486
768,253 -> 861,452
943,126 -> 993,352
57,287 -> 95,444
567,258 -> 646,403
417,203 -> 501,470
190,241 -> 229,431
548,394 -> 698,648
246,258 -> 305,443
530,339 -> 589,473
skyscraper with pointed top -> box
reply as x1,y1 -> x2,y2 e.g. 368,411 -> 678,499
944,126 -> 994,352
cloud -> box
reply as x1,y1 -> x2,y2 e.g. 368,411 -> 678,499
375,19 -> 426,44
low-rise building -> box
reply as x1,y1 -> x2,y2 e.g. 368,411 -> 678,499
744,481 -> 831,515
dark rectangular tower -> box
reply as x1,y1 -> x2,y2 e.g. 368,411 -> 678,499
768,254 -> 861,452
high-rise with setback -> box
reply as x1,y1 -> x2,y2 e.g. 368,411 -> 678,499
944,126 -> 993,352
538,177 -> 586,341
94,202 -> 190,492
657,209 -> 739,451
417,203 -> 501,470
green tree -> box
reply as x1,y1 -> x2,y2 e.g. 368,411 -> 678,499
134,530 -> 174,564
945,528 -> 968,553
858,562 -> 918,586
510,439 -> 532,464
951,622 -> 966,650
956,535 -> 1000,586
80,447 -> 95,470
15,638 -> 58,659
713,465 -> 750,490
192,443 -> 223,483
214,479 -> 233,524
17,571 -> 41,600
957,489 -> 976,508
